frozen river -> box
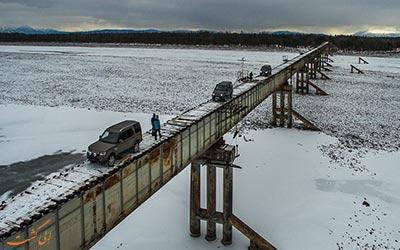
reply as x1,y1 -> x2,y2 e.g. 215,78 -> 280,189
0,45 -> 399,116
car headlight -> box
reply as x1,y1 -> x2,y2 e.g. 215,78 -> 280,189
99,152 -> 106,156
220,94 -> 223,96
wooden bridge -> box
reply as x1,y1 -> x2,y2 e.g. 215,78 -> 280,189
0,42 -> 333,250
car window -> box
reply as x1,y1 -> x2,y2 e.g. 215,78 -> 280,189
127,129 -> 134,138
100,130 -> 119,144
134,124 -> 141,133
120,130 -> 129,140
215,85 -> 226,91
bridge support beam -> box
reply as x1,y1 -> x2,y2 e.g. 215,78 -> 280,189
272,82 -> 293,128
307,54 -> 332,80
296,63 -> 330,96
296,67 -> 309,94
321,53 -> 331,65
308,60 -> 317,80
189,142 -> 277,249
272,81 -> 321,131
190,160 -> 201,237
205,164 -> 217,241
222,162 -> 233,245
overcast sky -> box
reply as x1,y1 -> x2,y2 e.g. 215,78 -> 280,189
1,0 -> 399,34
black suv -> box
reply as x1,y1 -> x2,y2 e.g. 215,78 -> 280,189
260,65 -> 272,77
87,120 -> 143,166
212,81 -> 233,102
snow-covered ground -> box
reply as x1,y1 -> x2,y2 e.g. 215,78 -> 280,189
0,45 -> 399,249
0,45 -> 297,114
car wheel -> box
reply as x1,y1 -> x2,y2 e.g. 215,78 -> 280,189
107,154 -> 116,167
133,142 -> 140,153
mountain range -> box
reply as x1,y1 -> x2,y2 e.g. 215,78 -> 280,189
0,25 -> 66,35
0,26 -> 192,35
1,26 -> 399,38
353,31 -> 400,38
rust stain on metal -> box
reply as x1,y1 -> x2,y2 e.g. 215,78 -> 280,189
150,148 -> 160,164
138,156 -> 149,167
104,173 -> 120,190
163,138 -> 177,167
84,190 -> 95,203
123,162 -> 136,178
151,180 -> 160,191
95,185 -> 102,195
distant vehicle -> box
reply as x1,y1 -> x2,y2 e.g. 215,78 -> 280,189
283,55 -> 289,62
260,65 -> 272,77
87,120 -> 143,166
212,81 -> 233,102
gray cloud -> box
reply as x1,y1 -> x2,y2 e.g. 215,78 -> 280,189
0,0 -> 399,34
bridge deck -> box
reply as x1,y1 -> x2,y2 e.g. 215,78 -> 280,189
0,42 -> 330,249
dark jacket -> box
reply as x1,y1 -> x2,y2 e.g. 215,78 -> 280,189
153,118 -> 161,130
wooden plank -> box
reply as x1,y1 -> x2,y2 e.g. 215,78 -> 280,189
358,57 -> 369,64
230,215 -> 277,250
350,64 -> 364,74
308,80 -> 329,96
291,109 -> 321,131
316,69 -> 331,79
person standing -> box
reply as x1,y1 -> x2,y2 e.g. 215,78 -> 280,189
151,113 -> 156,137
151,114 -> 162,140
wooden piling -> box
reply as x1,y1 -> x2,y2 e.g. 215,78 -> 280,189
190,162 -> 201,237
287,84 -> 293,128
279,90 -> 285,127
222,164 -> 233,245
272,91 -> 277,126
296,67 -> 309,94
309,61 -> 317,79
205,164 -> 217,241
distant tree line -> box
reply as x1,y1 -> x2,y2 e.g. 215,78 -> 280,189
0,31 -> 399,51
